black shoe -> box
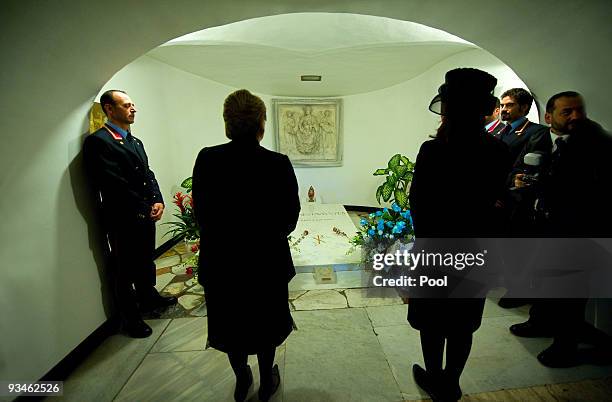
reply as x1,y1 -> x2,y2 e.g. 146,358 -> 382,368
537,344 -> 579,368
234,365 -> 252,402
509,321 -> 553,338
498,297 -> 529,309
123,319 -> 152,338
412,364 -> 443,401
258,364 -> 280,402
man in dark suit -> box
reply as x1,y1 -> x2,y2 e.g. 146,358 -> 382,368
497,88 -> 548,165
496,89 -> 548,308
484,97 -> 506,136
83,90 -> 176,338
508,91 -> 612,367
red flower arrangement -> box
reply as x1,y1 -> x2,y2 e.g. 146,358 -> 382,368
163,178 -> 200,241
173,191 -> 187,214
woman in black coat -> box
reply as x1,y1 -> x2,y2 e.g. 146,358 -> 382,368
407,69 -> 510,401
192,89 -> 300,402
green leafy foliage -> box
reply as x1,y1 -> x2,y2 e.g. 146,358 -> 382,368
373,153 -> 415,210
181,177 -> 193,192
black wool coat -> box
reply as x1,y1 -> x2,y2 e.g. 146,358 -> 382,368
407,132 -> 511,335
192,139 -> 300,354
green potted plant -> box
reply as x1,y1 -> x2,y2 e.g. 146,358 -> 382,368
350,154 -> 415,262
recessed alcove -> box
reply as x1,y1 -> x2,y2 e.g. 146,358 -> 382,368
98,13 -> 538,245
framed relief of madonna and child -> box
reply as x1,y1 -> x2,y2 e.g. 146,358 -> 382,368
272,98 -> 342,166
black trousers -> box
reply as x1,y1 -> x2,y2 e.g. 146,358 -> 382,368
105,217 -> 157,321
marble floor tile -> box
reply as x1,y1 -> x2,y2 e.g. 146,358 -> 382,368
376,315 -> 612,399
336,270 -> 368,288
185,277 -> 198,287
158,248 -> 179,259
154,272 -> 175,293
284,309 -> 402,401
164,281 -> 186,296
292,289 -> 348,310
463,315 -> 612,394
50,319 -> 170,402
178,294 -> 204,310
115,349 -> 237,402
115,345 -> 286,402
188,283 -> 204,295
155,254 -> 182,269
289,290 -> 307,300
366,304 -> 409,328
155,266 -> 172,276
373,323 -> 427,399
150,317 -> 207,353
345,287 -> 404,308
190,302 -> 208,317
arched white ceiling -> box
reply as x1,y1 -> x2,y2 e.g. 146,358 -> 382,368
148,13 -> 477,96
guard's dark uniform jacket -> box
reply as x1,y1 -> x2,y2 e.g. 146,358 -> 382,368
84,123 -> 163,223
83,123 -> 163,320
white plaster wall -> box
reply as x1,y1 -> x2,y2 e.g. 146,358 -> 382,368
99,49 -> 532,219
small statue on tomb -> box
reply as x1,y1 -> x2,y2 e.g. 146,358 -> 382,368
307,186 -> 316,202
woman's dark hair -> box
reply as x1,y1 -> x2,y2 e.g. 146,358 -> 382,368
223,89 -> 266,141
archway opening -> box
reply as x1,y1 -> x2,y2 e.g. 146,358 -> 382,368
97,13 -> 538,245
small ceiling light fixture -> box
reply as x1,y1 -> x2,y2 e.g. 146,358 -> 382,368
301,75 -> 322,82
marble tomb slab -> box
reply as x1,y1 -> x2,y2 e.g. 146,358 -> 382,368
290,203 -> 362,272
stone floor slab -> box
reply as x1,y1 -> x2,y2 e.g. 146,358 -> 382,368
284,309 -> 402,401
345,287 -> 404,308
115,345 -> 286,402
366,304 -> 409,328
150,317 -> 207,353
374,323 -> 427,399
155,255 -> 181,269
154,272 -> 176,293
292,289 -> 347,310
376,315 -> 612,399
178,294 -> 204,310
49,319 -> 170,402
164,281 -> 186,296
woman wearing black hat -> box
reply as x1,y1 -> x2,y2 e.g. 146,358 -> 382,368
408,68 -> 511,401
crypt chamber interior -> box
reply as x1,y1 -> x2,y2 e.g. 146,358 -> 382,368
2,1 -> 612,401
